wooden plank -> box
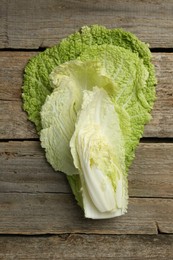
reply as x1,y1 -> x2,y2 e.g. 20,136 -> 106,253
0,52 -> 173,138
0,234 -> 173,259
129,142 -> 173,198
0,0 -> 173,48
144,53 -> 173,137
0,141 -> 173,198
0,141 -> 70,193
0,52 -> 33,101
0,101 -> 37,139
1,193 -> 173,234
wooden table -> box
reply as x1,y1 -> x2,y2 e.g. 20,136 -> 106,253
0,0 -> 173,258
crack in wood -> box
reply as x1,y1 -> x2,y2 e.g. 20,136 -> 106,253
155,221 -> 161,234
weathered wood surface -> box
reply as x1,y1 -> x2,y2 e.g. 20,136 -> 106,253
0,0 -> 173,49
0,141 -> 173,198
0,234 -> 173,259
0,52 -> 173,138
0,0 -> 173,257
1,193 -> 173,234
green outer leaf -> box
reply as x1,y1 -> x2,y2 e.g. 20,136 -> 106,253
22,25 -> 156,132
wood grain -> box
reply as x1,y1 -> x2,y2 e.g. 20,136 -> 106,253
0,234 -> 173,259
0,1 -> 7,48
0,52 -> 173,138
0,141 -> 69,193
0,141 -> 173,198
0,100 -> 38,139
0,0 -> 173,49
1,192 -> 173,234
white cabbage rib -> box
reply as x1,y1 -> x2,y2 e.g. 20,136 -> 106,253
70,87 -> 128,219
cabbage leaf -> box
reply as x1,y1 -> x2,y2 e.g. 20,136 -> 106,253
40,60 -> 117,175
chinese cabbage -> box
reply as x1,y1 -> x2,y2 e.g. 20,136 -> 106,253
22,25 -> 156,219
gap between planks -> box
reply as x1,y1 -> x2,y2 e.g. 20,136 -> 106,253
0,47 -> 173,52
1,137 -> 173,142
